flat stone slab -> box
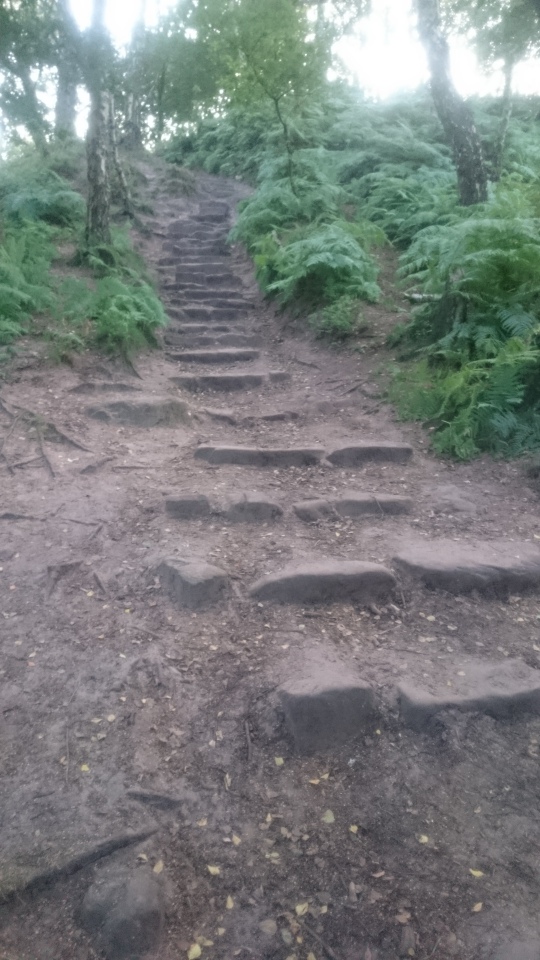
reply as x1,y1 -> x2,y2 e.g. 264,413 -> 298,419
86,399 -> 192,427
222,493 -> 283,523
194,445 -> 324,467
394,539 -> 540,595
280,660 -> 375,753
249,561 -> 396,604
80,866 -> 166,959
167,348 -> 259,363
293,500 -> 337,523
182,307 -> 247,321
157,560 -> 228,608
165,495 -> 211,519
172,373 -> 266,392
327,443 -> 413,466
201,407 -> 237,424
294,493 -> 411,522
399,659 -> 540,730
167,334 -> 260,350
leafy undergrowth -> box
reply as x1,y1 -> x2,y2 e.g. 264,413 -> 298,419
0,143 -> 167,362
166,88 -> 540,457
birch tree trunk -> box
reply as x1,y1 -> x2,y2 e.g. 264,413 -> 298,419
85,0 -> 111,246
415,0 -> 488,205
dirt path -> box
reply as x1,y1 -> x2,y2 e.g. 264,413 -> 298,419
1,167 -> 540,960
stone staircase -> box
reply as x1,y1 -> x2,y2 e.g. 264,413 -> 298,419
144,177 -> 540,742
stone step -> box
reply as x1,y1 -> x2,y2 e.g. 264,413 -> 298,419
293,493 -> 412,522
164,333 -> 261,349
165,495 -> 211,519
394,539 -> 540,596
166,348 -> 260,364
164,242 -> 229,256
279,656 -> 375,753
157,559 -> 228,609
85,398 -> 192,427
167,223 -> 224,239
170,291 -> 252,307
198,202 -> 230,219
194,213 -> 229,224
194,444 -> 324,466
174,261 -> 233,272
174,271 -> 239,286
248,560 -> 396,604
169,323 -> 237,335
399,659 -> 540,730
172,373 -> 267,392
221,493 -> 283,523
164,304 -> 248,323
180,307 -> 249,322
327,443 -> 413,466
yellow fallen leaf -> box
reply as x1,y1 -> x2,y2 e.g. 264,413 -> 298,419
207,865 -> 221,876
321,809 -> 335,824
259,919 -> 277,935
226,896 -> 234,910
426,615 -> 436,621
396,910 -> 411,924
232,833 -> 241,846
91,718 -> 102,724
224,773 -> 232,790
274,757 -> 284,767
217,928 -> 226,936
309,779 -> 320,785
107,714 -> 116,723
80,763 -> 90,772
418,835 -> 429,844
321,773 -> 330,780
137,853 -> 148,862
153,860 -> 164,874
349,825 -> 359,834
469,869 -> 484,878
199,939 -> 213,947
197,818 -> 208,827
472,902 -> 483,913
187,945 -> 202,960
295,903 -> 309,917
320,905 -> 328,915
307,954 -> 317,960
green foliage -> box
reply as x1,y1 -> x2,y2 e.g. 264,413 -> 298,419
0,220 -> 56,345
309,295 -> 368,341
257,222 -> 381,307
0,146 -> 168,361
390,192 -> 540,456
92,277 -> 166,355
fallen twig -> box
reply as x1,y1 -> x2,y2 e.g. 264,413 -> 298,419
87,523 -> 104,542
302,921 -> 341,960
244,720 -> 253,763
37,430 -> 55,478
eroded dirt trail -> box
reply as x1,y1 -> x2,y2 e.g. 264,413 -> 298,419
2,169 -> 540,960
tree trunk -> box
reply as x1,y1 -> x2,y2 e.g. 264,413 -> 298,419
55,0 -> 80,138
85,88 -> 111,246
121,93 -> 144,150
85,0 -> 111,247
415,0 -> 488,206
17,65 -> 48,153
107,94 -> 135,217
55,63 -> 78,138
492,60 -> 514,182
